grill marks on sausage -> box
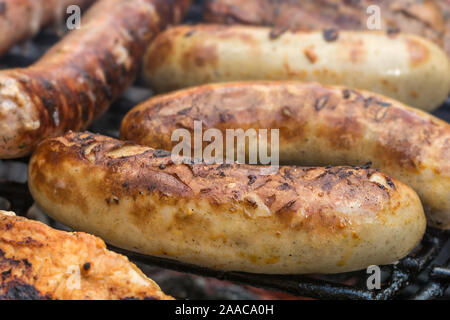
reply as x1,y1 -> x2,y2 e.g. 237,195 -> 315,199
34,132 -> 395,232
2,0 -> 191,157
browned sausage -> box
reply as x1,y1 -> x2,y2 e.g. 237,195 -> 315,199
0,0 -> 191,159
204,0 -> 448,58
0,0 -> 96,56
120,81 -> 450,229
28,132 -> 425,274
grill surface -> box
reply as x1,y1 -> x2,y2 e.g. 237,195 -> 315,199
0,0 -> 449,300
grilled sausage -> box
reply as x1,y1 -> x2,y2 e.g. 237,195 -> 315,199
142,25 -> 450,111
120,81 -> 450,229
204,0 -> 448,59
0,211 -> 173,300
0,0 -> 191,159
0,0 -> 96,57
28,131 -> 426,274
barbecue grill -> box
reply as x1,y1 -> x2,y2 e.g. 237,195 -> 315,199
0,0 -> 448,300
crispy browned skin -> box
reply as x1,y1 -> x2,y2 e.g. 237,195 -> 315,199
0,211 -> 173,300
28,132 -> 426,274
0,0 -> 191,159
0,0 -> 96,56
121,81 -> 450,229
204,0 -> 447,57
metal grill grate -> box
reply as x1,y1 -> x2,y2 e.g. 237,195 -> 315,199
0,0 -> 449,300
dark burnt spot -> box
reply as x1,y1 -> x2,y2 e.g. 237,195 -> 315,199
364,97 -> 374,108
342,89 -> 351,99
219,171 -> 226,177
217,163 -> 231,170
277,183 -> 292,191
122,181 -> 129,188
23,259 -> 32,268
219,112 -> 234,123
375,183 -> 387,190
248,175 -> 257,185
269,26 -> 288,39
153,149 -> 171,158
375,101 -> 391,107
200,188 -> 212,193
184,29 -> 196,37
276,200 -> 297,215
360,162 -> 372,169
5,222 -> 12,230
159,164 -> 166,170
177,107 -> 192,115
282,169 -> 294,181
0,2 -> 6,15
387,28 -> 400,35
0,279 -> 52,300
315,95 -> 330,111
323,29 -> 339,42
83,262 -> 91,271
386,176 -> 396,190
1,269 -> 11,281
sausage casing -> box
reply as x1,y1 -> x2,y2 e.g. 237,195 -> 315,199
143,25 -> 450,111
0,211 -> 172,300
204,0 -> 448,58
0,0 -> 191,159
28,132 -> 426,274
0,0 -> 95,56
121,81 -> 450,229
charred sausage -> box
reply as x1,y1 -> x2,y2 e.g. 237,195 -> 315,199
0,0 -> 191,159
0,0 -> 95,56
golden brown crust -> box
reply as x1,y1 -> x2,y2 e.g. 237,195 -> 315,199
204,0 -> 447,56
121,81 -> 450,229
0,0 -> 95,56
0,211 -> 173,300
0,0 -> 191,159
28,132 -> 426,274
